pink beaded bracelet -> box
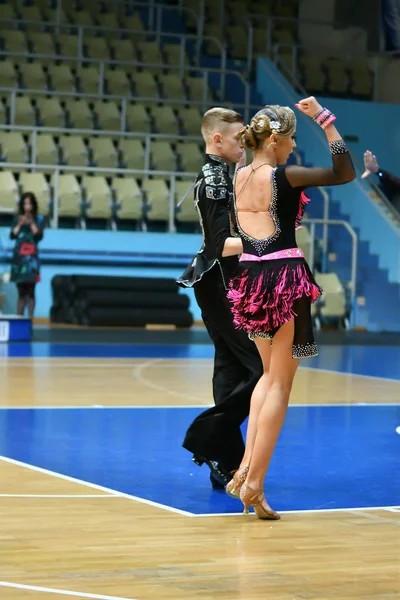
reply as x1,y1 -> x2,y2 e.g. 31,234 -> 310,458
313,108 -> 336,129
321,114 -> 337,129
314,109 -> 330,124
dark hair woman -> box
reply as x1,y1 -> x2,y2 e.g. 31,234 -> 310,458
10,191 -> 44,318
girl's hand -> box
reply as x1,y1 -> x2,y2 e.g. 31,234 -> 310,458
295,96 -> 323,118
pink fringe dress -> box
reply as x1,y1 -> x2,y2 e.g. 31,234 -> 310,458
227,166 -> 322,359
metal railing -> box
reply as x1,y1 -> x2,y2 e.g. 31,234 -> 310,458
366,177 -> 400,222
0,122 -> 204,175
0,16 -> 226,73
0,27 -> 229,99
304,217 -> 358,327
0,78 -> 254,129
0,161 -> 197,233
271,41 -> 400,104
0,53 -> 251,119
1,1 -> 202,48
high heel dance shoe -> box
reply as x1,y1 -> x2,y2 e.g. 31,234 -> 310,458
225,465 -> 249,499
240,483 -> 281,520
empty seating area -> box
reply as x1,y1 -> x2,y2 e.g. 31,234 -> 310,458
0,0 -> 374,240
182,0 -> 373,99
0,92 -> 205,137
0,59 -> 212,104
0,2 -> 144,37
0,168 -> 199,231
298,56 -> 373,98
0,128 -> 203,174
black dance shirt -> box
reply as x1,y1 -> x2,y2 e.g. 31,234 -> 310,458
177,154 -> 238,289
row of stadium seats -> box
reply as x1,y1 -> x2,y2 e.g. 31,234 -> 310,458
0,61 -> 210,102
1,97 -> 203,135
0,2 -> 146,33
201,22 -> 372,99
0,131 -> 203,172
182,0 -> 373,99
0,31 -> 192,72
184,0 -> 299,29
0,170 -> 198,225
204,22 -> 297,60
299,56 -> 373,97
0,20 -> 372,100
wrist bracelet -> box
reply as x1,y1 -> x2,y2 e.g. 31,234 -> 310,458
313,108 -> 325,121
321,114 -> 337,129
329,140 -> 348,155
314,107 -> 336,129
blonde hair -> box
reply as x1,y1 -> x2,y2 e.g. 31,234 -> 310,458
242,105 -> 296,150
201,107 -> 243,142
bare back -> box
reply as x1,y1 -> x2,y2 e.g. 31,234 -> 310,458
234,165 -> 276,241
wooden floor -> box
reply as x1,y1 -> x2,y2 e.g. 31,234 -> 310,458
0,358 -> 399,599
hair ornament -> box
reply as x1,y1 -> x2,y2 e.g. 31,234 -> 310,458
270,120 -> 281,134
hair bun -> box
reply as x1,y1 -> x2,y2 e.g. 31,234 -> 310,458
241,124 -> 257,150
242,105 -> 296,151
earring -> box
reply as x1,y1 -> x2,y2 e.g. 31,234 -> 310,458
267,142 -> 277,148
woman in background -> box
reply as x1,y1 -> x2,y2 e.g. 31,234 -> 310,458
10,192 -> 44,318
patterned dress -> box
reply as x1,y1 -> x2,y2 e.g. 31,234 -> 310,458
10,216 -> 44,284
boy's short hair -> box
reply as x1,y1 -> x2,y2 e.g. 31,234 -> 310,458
201,107 -> 243,141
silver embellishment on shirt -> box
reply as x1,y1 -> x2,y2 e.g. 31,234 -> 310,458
194,181 -> 205,251
205,185 -> 227,200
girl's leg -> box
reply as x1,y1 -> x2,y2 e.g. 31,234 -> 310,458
246,318 -> 300,491
239,338 -> 271,469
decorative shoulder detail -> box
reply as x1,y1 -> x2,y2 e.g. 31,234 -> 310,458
201,163 -> 229,200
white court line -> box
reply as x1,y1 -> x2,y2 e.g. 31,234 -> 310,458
1,457 -> 398,520
0,456 -> 193,517
193,505 -> 400,517
385,508 -> 400,513
0,581 -> 135,599
0,405 -> 211,410
300,364 -> 400,384
0,494 -> 118,498
0,360 -> 211,368
132,359 -> 205,402
0,403 -> 399,410
349,509 -> 400,526
1,356 -> 400,383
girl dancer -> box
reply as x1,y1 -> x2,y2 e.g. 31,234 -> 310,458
223,96 -> 355,519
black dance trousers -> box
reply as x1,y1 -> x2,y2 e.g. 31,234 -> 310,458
182,266 -> 263,472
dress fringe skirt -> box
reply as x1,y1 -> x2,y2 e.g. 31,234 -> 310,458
227,258 -> 322,359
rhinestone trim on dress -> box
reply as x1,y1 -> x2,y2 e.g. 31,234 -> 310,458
234,168 -> 281,257
292,342 -> 318,359
249,331 -> 273,341
248,336 -> 318,360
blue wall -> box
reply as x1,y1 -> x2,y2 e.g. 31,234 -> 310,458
0,228 -> 203,321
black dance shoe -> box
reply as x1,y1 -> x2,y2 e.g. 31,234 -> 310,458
192,454 -> 231,489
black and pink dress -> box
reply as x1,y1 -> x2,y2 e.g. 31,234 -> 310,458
227,165 -> 322,359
